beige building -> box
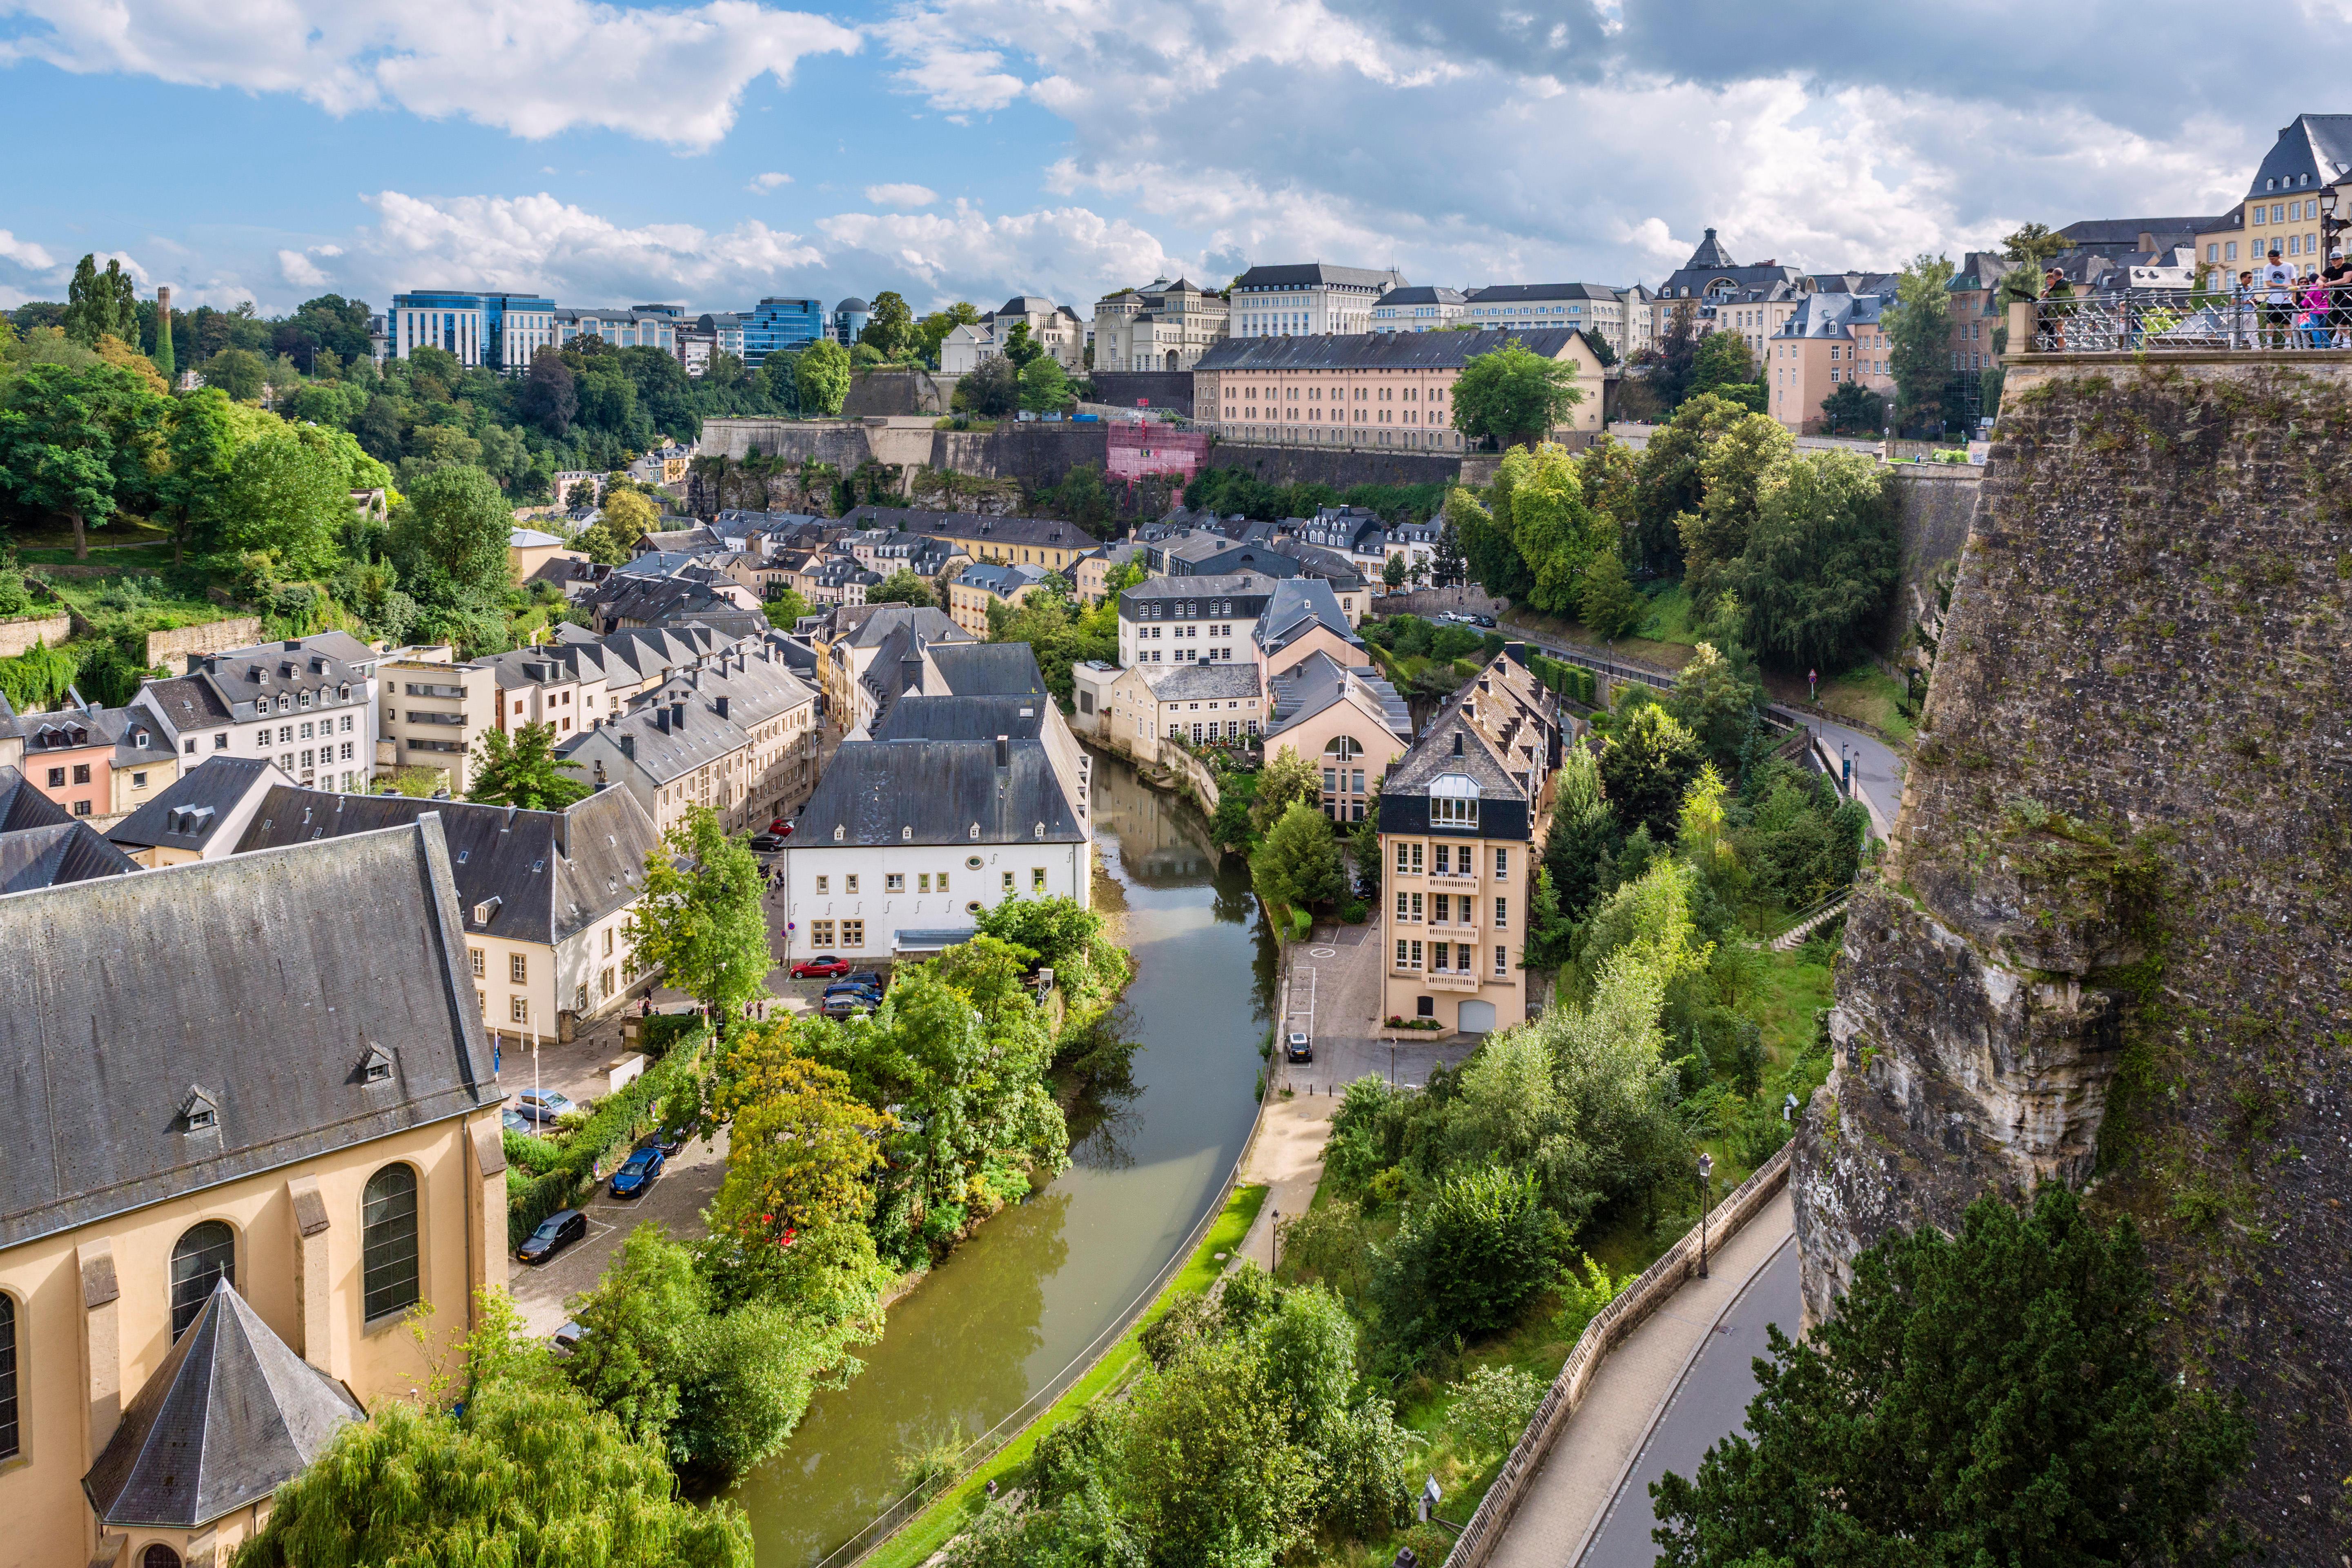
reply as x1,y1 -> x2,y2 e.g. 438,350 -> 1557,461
1091,277 -> 1231,372
1229,262 -> 1405,339
1194,327 -> 1606,452
809,604 -> 973,732
1766,290 -> 1899,434
1462,283 -> 1633,359
1262,652 -> 1414,825
1103,660 -> 1266,766
0,822 -> 508,1568
1378,648 -> 1563,1035
381,654 -> 498,791
106,755 -> 294,866
842,505 -> 1101,575
557,645 -> 820,837
943,562 -> 1052,637
939,295 -> 1087,373
506,526 -> 584,586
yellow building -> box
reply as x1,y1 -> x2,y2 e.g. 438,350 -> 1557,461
0,820 -> 508,1568
942,562 -> 1052,636
840,505 -> 1099,573
1377,648 -> 1563,1035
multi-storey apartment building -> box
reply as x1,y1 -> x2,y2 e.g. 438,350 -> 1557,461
553,305 -> 681,354
1369,285 -> 1468,332
9,696 -> 178,826
386,290 -> 558,369
558,645 -> 820,836
1117,572 -> 1277,668
1194,328 -> 1606,452
1378,647 -> 1562,1035
1229,263 -> 1406,337
130,633 -> 381,794
1462,283 -> 1630,358
1641,232 -> 1812,359
944,562 -> 1051,635
1766,287 -> 1900,434
840,506 -> 1099,573
380,653 -> 498,791
2195,117 -> 2352,281
1092,276 -> 1231,371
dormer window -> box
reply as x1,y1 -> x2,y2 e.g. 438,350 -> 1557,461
1429,773 -> 1481,829
360,1047 -> 394,1085
299,690 -> 313,708
472,896 -> 501,924
180,1086 -> 220,1132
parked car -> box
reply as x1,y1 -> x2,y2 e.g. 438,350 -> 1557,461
792,955 -> 850,979
820,993 -> 875,1018
749,833 -> 787,854
766,817 -> 795,837
552,1319 -> 587,1354
1285,1031 -> 1314,1063
609,1145 -> 665,1198
651,1128 -> 688,1158
1466,612 -> 1497,628
501,1108 -> 534,1134
844,970 -> 887,992
517,1208 -> 588,1264
824,983 -> 884,1007
511,1087 -> 575,1125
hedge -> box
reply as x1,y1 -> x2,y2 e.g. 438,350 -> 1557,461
1529,654 -> 1599,707
506,1027 -> 710,1249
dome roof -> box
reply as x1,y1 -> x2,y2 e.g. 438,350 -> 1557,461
835,297 -> 871,314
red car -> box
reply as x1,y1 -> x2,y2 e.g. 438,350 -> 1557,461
791,955 -> 849,979
767,818 -> 796,837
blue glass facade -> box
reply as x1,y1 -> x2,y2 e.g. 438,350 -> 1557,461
387,290 -> 557,369
832,297 -> 872,346
743,297 -> 826,367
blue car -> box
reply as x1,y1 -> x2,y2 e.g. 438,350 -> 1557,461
609,1145 -> 665,1198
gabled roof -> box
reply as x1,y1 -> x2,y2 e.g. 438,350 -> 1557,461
834,603 -> 971,651
0,821 -> 139,891
1385,648 -> 1558,800
872,694 -> 1053,744
842,506 -> 1096,553
1466,283 -> 1621,303
0,820 -> 497,1250
1147,662 -> 1262,702
2244,114 -> 2352,198
1119,571 -> 1278,606
111,756 -> 289,853
1255,577 -> 1364,654
1194,327 -> 1588,372
0,764 -> 73,833
83,1278 -> 365,1530
796,738 -> 1084,846
1264,650 -> 1411,742
924,641 -> 1049,697
1771,291 -> 1890,342
135,675 -> 236,736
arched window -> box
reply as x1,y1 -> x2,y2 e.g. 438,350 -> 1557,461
143,1545 -> 182,1568
169,1222 -> 235,1339
1323,736 -> 1362,761
361,1164 -> 420,1323
0,1292 -> 18,1461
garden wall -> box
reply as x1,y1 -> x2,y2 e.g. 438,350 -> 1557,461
0,610 -> 71,659
146,616 -> 263,667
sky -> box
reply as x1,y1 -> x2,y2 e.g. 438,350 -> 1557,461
0,0 -> 2343,322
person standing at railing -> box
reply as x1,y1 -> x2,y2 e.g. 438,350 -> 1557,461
2301,270 -> 2333,350
2035,266 -> 2071,352
2325,249 -> 2352,348
2231,270 -> 2260,350
2261,249 -> 2296,349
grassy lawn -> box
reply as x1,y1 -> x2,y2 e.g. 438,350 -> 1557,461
1634,581 -> 1697,646
1748,947 -> 1835,1072
863,1184 -> 1270,1568
1812,664 -> 1915,746
16,543 -> 180,569
35,572 -> 233,635
1499,605 -> 1697,674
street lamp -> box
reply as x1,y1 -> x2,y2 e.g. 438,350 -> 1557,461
2321,187 -> 2343,258
1696,1152 -> 1715,1279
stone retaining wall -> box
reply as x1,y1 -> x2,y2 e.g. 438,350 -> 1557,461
0,609 -> 71,658
146,616 -> 262,667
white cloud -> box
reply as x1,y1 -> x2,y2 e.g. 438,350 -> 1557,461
0,230 -> 57,270
0,0 -> 861,149
817,198 -> 1177,302
748,171 -> 794,192
863,182 -> 939,208
277,248 -> 331,286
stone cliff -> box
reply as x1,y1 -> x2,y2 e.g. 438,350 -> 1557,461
1793,357 -> 2352,1556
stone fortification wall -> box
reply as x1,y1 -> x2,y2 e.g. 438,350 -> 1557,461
842,369 -> 953,416
1088,371 -> 1194,417
0,608 -> 71,658
1792,357 -> 2352,1557
1199,442 -> 1466,490
1875,466 -> 1980,659
145,615 -> 263,666
930,423 -> 1110,488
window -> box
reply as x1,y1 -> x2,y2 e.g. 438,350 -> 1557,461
1495,847 -> 1508,875
603,927 -> 615,957
1495,897 -> 1508,928
214,733 -> 228,750
505,953 -> 526,984
845,875 -> 859,893
44,767 -> 62,788
811,919 -> 835,946
1394,890 -> 1410,921
361,1164 -> 421,1323
1496,944 -> 1509,977
0,1292 -> 16,1462
815,875 -> 829,894
1032,866 -> 1047,891
73,800 -> 91,817
510,996 -> 528,1024
842,919 -> 865,948
1434,843 -> 1450,876
936,871 -> 949,892
1003,871 -> 1016,892
132,770 -> 148,788
469,948 -> 485,978
143,1548 -> 182,1568
170,1221 -> 236,1339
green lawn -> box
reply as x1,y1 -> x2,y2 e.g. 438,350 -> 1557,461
1634,581 -> 1698,646
1748,947 -> 1836,1071
862,1184 -> 1270,1568
16,543 -> 179,569
1499,605 -> 1697,674
1813,664 -> 1915,746
35,572 -> 233,636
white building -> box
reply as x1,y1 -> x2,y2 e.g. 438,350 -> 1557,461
1462,283 -> 1630,358
1229,263 -> 1407,338
1091,277 -> 1231,372
1370,285 -> 1469,332
1116,572 -> 1279,668
130,632 -> 381,793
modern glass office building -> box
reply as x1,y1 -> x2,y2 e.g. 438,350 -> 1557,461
386,291 -> 559,370
743,297 -> 827,367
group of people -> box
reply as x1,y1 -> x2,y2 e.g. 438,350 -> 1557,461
2229,246 -> 2351,349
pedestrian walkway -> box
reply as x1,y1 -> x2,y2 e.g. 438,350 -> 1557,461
1483,1188 -> 1796,1568
1233,1091 -> 1336,1274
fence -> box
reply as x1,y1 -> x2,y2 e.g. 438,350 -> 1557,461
2023,285 -> 2352,354
1439,1142 -> 1794,1568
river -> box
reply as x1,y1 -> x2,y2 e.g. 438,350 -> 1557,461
732,753 -> 1277,1566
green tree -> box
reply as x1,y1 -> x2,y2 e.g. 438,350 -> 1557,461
1577,549 -> 1644,638
1654,1186 -> 2252,1568
579,487 -> 658,562
1381,552 -> 1407,589
1250,744 -> 1321,832
1251,801 -> 1347,913
1019,354 -> 1072,412
1497,441 -> 1612,616
761,587 -> 812,628
1118,1334 -> 1319,1567
216,429 -> 353,578
860,291 -> 915,357
1372,1164 -> 1557,1348
1629,392 -> 1745,575
916,301 -> 982,365
152,386 -> 259,563
1817,380 -> 1886,436
392,463 -> 515,596
1001,321 -> 1042,369
150,296 -> 176,380
521,345 -> 579,435
467,720 -> 590,810
203,346 -> 268,403
1663,640 -> 1759,776
1448,1362 -> 1545,1459
1541,743 -> 1621,920
868,568 -> 934,607
2000,222 -> 2072,302
1451,339 -> 1585,450
1688,330 -> 1764,410
1446,483 -> 1523,599
796,337 -> 852,417
1600,704 -> 1706,842
61,254 -> 139,347
1724,451 -> 1898,674
626,806 -> 774,1022
1887,253 -> 1957,434
958,353 -> 1020,417
0,361 -> 158,558
1679,413 -> 1792,608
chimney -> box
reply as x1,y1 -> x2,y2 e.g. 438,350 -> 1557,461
715,694 -> 730,719
671,701 -> 686,729
619,733 -> 635,759
995,734 -> 1010,769
655,707 -> 671,734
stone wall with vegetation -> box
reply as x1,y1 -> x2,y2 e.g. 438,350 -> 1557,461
144,613 -> 262,667
1792,359 -> 2352,1558
0,608 -> 70,659
1874,466 -> 1978,659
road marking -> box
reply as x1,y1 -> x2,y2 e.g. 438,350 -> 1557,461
1308,947 -> 1337,958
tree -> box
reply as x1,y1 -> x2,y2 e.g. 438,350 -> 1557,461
1629,391 -> 1745,575
1655,298 -> 1700,407
626,806 -> 774,1022
1817,381 -> 1886,436
521,346 -> 579,436
0,361 -> 157,558
1251,801 -> 1347,913
1600,704 -> 1707,842
713,1022 -> 890,1238
1688,330 -> 1763,410
1653,1186 -> 2252,1568
1250,744 -> 1321,832
868,568 -> 934,608
468,721 -> 590,810
150,296 -> 176,380
1579,327 -> 1618,368
796,337 -> 851,417
1577,550 -> 1643,639
1679,413 -> 1792,608
958,354 -> 1019,417
1372,1164 -> 1556,1348
860,291 -> 915,357
1118,1334 -> 1319,1566
1664,640 -> 1758,776
1381,553 -> 1407,590
392,463 -> 515,596
1495,441 -> 1612,617
1002,320 -> 1042,369
564,479 -> 600,510
579,487 -> 658,563
61,254 -> 138,347
217,429 -> 353,578
1451,339 -> 1585,450
1724,451 -> 1897,674
1887,252 -> 1957,435
760,587 -> 812,629
203,346 -> 268,403
1542,744 -> 1620,921
916,301 -> 981,365
2000,222 -> 2072,298
1019,354 -> 1071,412
1432,512 -> 1467,588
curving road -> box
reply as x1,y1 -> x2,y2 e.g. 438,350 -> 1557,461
1776,710 -> 1903,835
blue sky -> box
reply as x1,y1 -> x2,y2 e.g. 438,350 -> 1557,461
0,0 -> 2342,321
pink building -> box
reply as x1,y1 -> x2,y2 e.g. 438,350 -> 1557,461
1106,422 -> 1208,484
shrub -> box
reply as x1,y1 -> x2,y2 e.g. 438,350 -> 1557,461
1372,1165 -> 1558,1350
507,1028 -> 708,1247
1447,1362 -> 1545,1459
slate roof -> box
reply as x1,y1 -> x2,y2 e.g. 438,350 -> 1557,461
1385,648 -> 1558,800
589,577 -> 764,638
1684,227 -> 1737,269
1194,327 -> 1587,372
0,764 -> 72,833
171,635 -> 377,728
1264,651 -> 1411,742
2244,115 -> 2352,198
1466,283 -> 1621,303
0,820 -> 497,1250
1147,662 -> 1261,702
924,641 -> 1050,697
111,757 -> 287,855
82,1278 -> 365,1530
135,675 -> 236,737
1158,535 -> 1301,579
1119,571 -> 1277,608
1266,536 -> 1368,590
1375,285 -> 1468,307
1233,263 -> 1405,292
0,821 -> 139,891
841,506 -> 1097,553
871,694 -> 1053,744
2059,216 -> 2227,252
831,603 -> 968,651
1255,577 -> 1364,654
1772,292 -> 1891,342
235,784 -> 661,948
797,738 -> 1085,846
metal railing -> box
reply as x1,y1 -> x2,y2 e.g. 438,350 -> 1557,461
2025,285 -> 2352,354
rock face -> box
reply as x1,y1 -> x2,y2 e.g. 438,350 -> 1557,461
1792,359 -> 2352,1557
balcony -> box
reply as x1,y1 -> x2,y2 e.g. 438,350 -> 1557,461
1425,969 -> 1483,992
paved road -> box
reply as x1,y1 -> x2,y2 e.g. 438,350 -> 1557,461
1777,711 -> 1904,835
1575,1234 -> 1802,1567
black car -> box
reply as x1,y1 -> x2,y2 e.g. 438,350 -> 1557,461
1466,612 -> 1497,628
517,1208 -> 588,1264
845,970 -> 886,991
749,833 -> 788,853
1285,1031 -> 1314,1063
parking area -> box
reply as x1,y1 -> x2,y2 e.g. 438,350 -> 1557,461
1273,915 -> 1484,1097
508,1123 -> 732,1337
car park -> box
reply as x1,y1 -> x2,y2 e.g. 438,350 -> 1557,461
791,955 -> 850,979
511,1087 -> 575,1125
1285,1031 -> 1314,1063
844,970 -> 887,992
749,833 -> 787,854
517,1208 -> 588,1264
609,1145 -> 665,1198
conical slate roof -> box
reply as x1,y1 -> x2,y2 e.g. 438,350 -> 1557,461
1684,227 -> 1736,269
83,1279 -> 365,1529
